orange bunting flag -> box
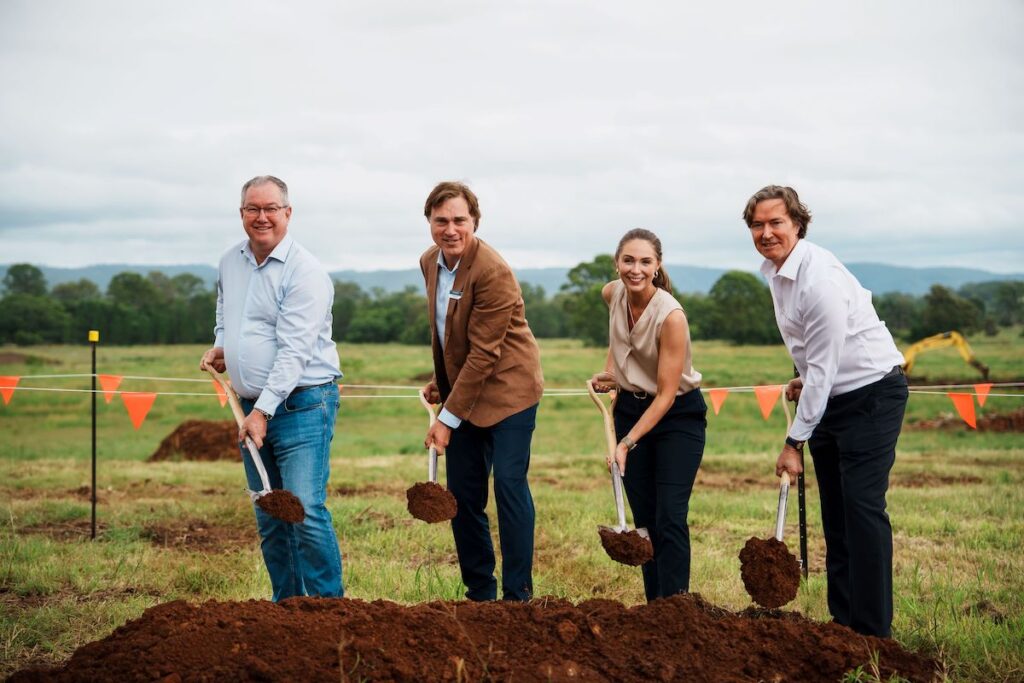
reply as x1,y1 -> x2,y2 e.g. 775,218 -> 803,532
0,375 -> 20,405
947,392 -> 977,429
974,383 -> 992,408
121,392 -> 157,430
753,385 -> 782,421
98,374 -> 123,404
211,380 -> 228,407
707,388 -> 729,416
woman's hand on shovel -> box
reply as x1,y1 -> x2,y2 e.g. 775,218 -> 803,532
610,440 -> 630,475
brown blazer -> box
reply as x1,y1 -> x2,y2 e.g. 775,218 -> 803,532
419,237 -> 543,428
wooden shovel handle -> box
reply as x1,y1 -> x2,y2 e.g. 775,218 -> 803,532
587,380 -> 618,461
205,366 -> 246,429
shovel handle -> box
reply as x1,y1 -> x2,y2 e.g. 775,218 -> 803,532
588,381 -> 628,529
419,390 -> 440,482
775,471 -> 791,541
205,366 -> 272,495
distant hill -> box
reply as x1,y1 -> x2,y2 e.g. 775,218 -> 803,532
3,262 -> 1022,297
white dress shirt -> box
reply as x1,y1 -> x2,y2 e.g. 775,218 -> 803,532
434,251 -> 462,429
761,240 -> 904,441
214,234 -> 341,416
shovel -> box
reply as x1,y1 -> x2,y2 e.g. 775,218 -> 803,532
405,390 -> 457,523
205,366 -> 305,524
587,380 -> 652,566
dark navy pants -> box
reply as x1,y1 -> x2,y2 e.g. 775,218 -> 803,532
615,390 -> 706,602
445,403 -> 538,601
808,371 -> 908,638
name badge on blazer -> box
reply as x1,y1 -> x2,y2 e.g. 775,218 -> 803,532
449,290 -> 463,300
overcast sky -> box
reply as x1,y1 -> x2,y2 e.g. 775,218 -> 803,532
1,1 -> 1022,273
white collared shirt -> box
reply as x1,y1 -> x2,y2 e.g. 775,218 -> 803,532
761,240 -> 904,441
214,234 -> 341,415
434,251 -> 462,429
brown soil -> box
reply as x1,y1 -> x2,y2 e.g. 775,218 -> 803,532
910,407 -> 1024,432
890,472 -> 983,488
256,490 -> 305,524
406,481 -> 457,523
9,594 -> 939,682
739,537 -> 801,609
18,520 -> 109,540
141,519 -> 254,552
598,527 -> 653,566
0,351 -> 59,365
148,420 -> 240,462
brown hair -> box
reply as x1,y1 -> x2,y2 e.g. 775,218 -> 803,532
423,181 -> 481,230
742,185 -> 812,238
615,228 -> 673,293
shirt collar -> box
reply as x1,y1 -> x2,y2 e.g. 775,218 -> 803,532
241,233 -> 294,267
436,249 -> 460,274
760,239 -> 808,281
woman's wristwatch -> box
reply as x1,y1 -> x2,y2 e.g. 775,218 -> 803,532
784,435 -> 804,451
620,435 -> 638,451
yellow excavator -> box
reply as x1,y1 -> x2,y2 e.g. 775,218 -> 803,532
902,331 -> 989,380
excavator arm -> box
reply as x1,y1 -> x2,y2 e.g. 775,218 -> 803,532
902,331 -> 990,379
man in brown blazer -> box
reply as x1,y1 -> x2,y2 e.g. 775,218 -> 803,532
420,181 -> 544,601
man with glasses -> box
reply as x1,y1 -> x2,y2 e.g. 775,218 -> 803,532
200,175 -> 343,601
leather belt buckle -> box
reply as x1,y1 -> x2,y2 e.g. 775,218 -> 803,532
632,390 -> 648,400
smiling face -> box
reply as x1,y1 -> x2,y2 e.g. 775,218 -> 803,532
240,182 -> 291,264
616,238 -> 660,297
749,198 -> 801,269
429,195 -> 477,269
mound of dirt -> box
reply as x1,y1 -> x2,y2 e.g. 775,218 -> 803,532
406,481 -> 457,523
739,537 -> 801,609
910,407 -> 1024,432
9,594 -> 939,682
598,527 -> 654,566
148,420 -> 239,462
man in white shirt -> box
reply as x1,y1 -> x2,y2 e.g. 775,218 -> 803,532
743,185 -> 908,638
200,175 -> 343,601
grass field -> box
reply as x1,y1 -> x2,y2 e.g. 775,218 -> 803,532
1,330 -> 1022,680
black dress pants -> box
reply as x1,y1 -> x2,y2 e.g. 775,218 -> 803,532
614,390 -> 706,602
808,371 -> 908,637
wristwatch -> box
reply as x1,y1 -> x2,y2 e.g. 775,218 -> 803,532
785,436 -> 804,451
620,435 -> 638,451
255,408 -> 273,422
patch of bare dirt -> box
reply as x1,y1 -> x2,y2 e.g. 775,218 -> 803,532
0,352 -> 59,365
18,519 -> 109,540
148,420 -> 240,462
141,519 -> 254,551
891,472 -> 984,488
9,594 -> 940,682
910,407 -> 1024,432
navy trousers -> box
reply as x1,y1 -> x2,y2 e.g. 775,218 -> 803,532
808,371 -> 908,638
615,390 -> 706,602
445,403 -> 538,601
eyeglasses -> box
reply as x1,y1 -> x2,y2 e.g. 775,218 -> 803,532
242,205 -> 288,216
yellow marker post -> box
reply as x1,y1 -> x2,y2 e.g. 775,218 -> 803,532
89,330 -> 99,539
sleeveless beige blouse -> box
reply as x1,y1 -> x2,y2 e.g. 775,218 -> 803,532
608,280 -> 701,395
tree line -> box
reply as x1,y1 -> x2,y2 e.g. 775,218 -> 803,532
1,261 -> 1021,347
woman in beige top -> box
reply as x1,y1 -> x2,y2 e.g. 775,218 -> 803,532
590,228 -> 707,601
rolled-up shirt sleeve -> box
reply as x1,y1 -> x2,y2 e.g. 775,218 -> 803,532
254,267 -> 333,415
790,278 -> 850,441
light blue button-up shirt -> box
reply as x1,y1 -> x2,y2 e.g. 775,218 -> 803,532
435,251 -> 462,429
214,234 -> 341,416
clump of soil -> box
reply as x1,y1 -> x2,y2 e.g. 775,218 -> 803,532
739,537 -> 801,608
9,594 -> 939,682
598,527 -> 653,566
148,420 -> 239,462
910,407 -> 1024,432
406,481 -> 457,523
256,490 -> 305,524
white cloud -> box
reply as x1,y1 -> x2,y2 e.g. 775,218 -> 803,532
1,0 -> 1022,272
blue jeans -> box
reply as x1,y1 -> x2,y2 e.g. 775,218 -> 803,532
445,403 -> 538,601
240,384 -> 342,601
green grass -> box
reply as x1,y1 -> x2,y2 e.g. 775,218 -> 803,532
1,330 -> 1022,680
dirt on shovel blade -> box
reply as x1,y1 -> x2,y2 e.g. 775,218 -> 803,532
8,594 -> 940,682
406,481 -> 457,523
255,489 -> 305,524
739,536 -> 801,608
599,527 -> 653,566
